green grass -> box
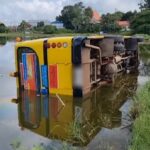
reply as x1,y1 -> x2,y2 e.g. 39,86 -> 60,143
139,43 -> 150,61
142,34 -> 150,41
0,32 -> 56,38
0,32 -> 149,40
130,82 -> 150,150
0,32 -> 98,39
67,121 -> 86,145
135,34 -> 150,41
0,32 -> 26,38
139,43 -> 150,52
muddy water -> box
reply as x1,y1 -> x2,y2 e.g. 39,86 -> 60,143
0,38 -> 149,150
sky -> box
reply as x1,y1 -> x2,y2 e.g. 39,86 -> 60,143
0,0 -> 141,25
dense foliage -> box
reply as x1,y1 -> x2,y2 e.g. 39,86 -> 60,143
0,23 -> 8,33
101,12 -> 122,33
37,21 -> 44,28
18,20 -> 31,31
139,0 -> 150,10
131,2 -> 150,34
56,2 -> 100,33
121,11 -> 137,21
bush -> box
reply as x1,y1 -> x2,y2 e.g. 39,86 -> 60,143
0,23 -> 8,33
131,9 -> 150,34
79,23 -> 101,33
56,28 -> 73,34
139,43 -> 150,52
33,26 -> 44,32
135,24 -> 150,34
101,22 -> 121,33
43,25 -> 57,34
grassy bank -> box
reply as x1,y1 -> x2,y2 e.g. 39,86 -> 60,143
0,32 -> 69,38
139,42 -> 150,53
130,42 -> 150,150
0,32 -> 96,39
139,42 -> 150,63
130,82 -> 150,150
0,32 -> 149,39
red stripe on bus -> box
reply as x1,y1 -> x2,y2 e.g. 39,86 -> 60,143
49,65 -> 58,89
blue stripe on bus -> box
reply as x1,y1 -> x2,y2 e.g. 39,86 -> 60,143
41,65 -> 48,88
22,53 -> 28,81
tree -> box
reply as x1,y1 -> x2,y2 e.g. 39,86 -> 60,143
0,23 -> 8,33
72,6 -> 93,32
112,11 -> 124,21
18,20 -> 31,32
101,13 -> 122,33
37,21 -> 44,28
56,5 -> 77,29
56,2 -> 96,32
85,7 -> 93,18
121,11 -> 137,21
131,9 -> 150,34
139,0 -> 150,10
34,21 -> 45,32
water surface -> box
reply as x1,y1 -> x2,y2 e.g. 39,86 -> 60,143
0,38 -> 149,150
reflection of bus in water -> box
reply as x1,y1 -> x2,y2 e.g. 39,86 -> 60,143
16,73 -> 138,146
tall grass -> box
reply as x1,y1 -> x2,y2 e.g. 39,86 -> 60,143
139,43 -> 150,53
67,121 -> 86,145
130,82 -> 150,150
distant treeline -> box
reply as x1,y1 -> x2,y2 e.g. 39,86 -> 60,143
0,0 -> 149,34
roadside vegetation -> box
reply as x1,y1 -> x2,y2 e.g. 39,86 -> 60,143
130,41 -> 150,150
130,82 -> 150,150
139,41 -> 150,49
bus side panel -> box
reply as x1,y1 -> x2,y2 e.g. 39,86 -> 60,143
47,37 -> 73,96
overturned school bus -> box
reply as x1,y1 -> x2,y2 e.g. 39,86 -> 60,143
14,35 -> 143,97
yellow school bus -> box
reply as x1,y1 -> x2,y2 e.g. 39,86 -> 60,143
14,35 -> 142,97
